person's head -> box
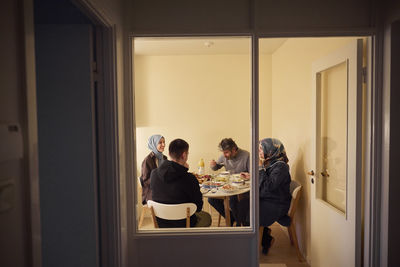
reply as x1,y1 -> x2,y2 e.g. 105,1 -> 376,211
218,138 -> 238,159
147,134 -> 165,159
169,138 -> 189,164
259,138 -> 288,167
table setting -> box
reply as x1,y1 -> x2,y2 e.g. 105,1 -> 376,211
193,171 -> 250,226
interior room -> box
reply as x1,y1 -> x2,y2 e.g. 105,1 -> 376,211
4,0 -> 400,266
133,36 -> 363,264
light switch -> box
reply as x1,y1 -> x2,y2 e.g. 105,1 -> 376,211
0,181 -> 14,213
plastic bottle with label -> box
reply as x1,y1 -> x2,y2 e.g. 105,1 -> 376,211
198,158 -> 205,175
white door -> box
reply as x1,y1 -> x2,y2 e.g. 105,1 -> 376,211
310,39 -> 363,267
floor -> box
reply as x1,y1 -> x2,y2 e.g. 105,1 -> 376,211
259,223 -> 309,267
139,198 -> 309,267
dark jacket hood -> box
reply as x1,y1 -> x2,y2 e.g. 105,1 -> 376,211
153,160 -> 188,183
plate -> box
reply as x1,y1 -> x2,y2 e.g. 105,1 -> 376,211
220,184 -> 238,193
232,173 -> 250,181
194,174 -> 212,184
202,181 -> 224,188
231,183 -> 249,189
200,187 -> 210,194
231,176 -> 245,184
215,176 -> 228,182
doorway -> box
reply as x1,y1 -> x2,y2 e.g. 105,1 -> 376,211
33,0 -> 119,266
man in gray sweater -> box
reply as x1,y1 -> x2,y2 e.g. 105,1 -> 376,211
209,138 -> 250,226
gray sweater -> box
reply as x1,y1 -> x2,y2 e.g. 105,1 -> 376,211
212,148 -> 250,173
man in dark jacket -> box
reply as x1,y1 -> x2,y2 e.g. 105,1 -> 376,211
150,138 -> 211,228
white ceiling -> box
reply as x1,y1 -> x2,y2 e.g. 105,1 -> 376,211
134,37 -> 287,55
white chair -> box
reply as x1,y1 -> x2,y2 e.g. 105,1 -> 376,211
138,177 -> 151,228
146,200 -> 197,228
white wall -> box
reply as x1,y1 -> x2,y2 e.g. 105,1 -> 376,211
269,37 -> 357,261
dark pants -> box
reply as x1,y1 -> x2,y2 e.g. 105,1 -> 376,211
237,196 -> 250,226
261,227 -> 273,250
259,200 -> 290,250
259,200 -> 289,226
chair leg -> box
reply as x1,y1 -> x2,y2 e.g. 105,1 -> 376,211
138,206 -> 147,228
259,226 -> 264,249
287,223 -> 294,245
149,206 -> 158,228
288,223 -> 304,262
218,214 -> 221,227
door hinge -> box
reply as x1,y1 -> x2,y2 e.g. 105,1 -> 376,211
92,61 -> 98,73
362,67 -> 367,84
92,61 -> 99,81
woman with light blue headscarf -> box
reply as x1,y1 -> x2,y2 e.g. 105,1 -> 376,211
139,134 -> 167,204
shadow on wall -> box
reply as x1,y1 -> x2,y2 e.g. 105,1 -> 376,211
291,144 -> 309,259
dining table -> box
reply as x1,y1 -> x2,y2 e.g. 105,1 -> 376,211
200,175 -> 250,227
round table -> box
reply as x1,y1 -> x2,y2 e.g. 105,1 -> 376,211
202,184 -> 250,227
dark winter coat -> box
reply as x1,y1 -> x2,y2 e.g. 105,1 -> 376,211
150,160 -> 203,227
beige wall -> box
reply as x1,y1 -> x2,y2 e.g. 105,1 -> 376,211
269,37 -> 356,261
134,54 -> 256,175
259,54 -> 273,138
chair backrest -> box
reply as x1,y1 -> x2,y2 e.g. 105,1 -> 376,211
138,176 -> 143,188
146,200 -> 197,228
288,180 -> 302,219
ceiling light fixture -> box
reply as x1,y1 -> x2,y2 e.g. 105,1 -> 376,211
204,41 -> 214,48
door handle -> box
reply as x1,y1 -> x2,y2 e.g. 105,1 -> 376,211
308,170 -> 315,184
321,170 -> 330,177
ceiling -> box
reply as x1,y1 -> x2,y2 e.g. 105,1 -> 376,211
133,37 -> 287,55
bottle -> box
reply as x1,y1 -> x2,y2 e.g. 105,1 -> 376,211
198,158 -> 205,175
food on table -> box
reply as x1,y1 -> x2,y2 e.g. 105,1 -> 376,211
215,176 -> 228,182
221,184 -> 238,192
231,176 -> 245,184
194,173 -> 212,184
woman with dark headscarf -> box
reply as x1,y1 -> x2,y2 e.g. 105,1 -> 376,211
139,134 -> 167,205
259,138 -> 292,254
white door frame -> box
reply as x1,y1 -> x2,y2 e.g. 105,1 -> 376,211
72,3 -> 122,267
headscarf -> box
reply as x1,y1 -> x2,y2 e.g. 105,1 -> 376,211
148,134 -> 164,161
260,138 -> 288,169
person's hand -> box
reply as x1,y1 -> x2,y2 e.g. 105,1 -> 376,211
240,172 -> 250,179
210,159 -> 217,168
259,158 -> 264,167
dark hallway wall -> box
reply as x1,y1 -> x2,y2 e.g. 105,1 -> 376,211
388,18 -> 400,267
34,1 -> 98,266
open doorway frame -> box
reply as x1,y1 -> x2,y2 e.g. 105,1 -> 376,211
72,1 -> 122,266
23,0 -> 121,266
